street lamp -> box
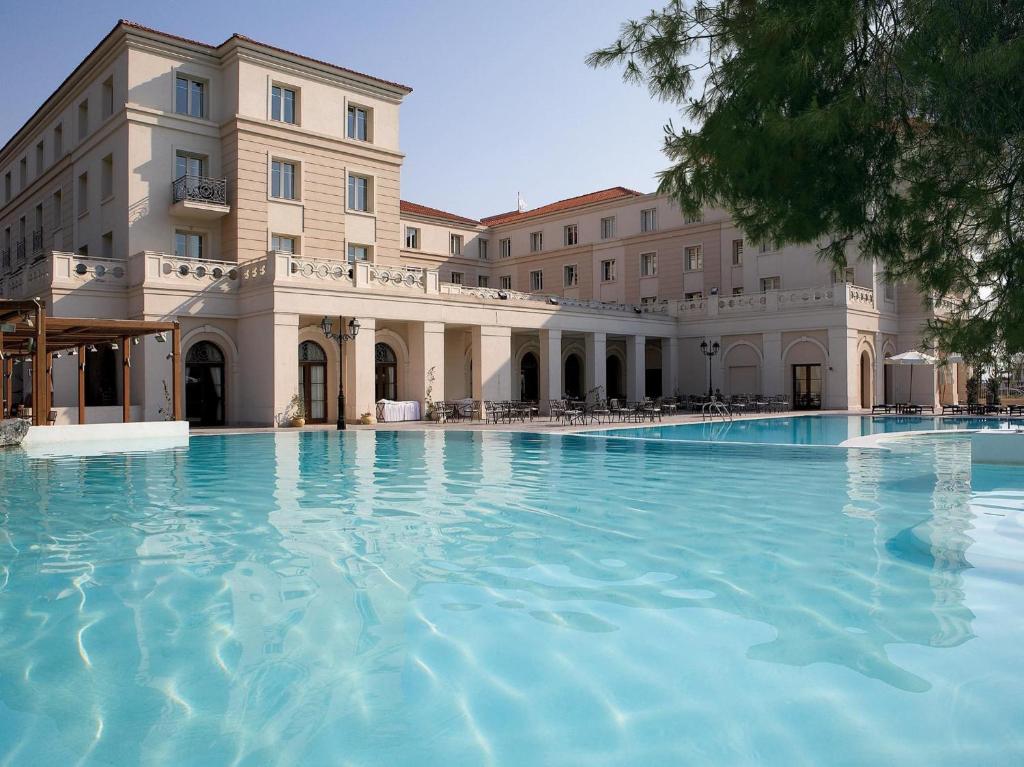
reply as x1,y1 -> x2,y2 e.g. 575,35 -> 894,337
320,316 -> 361,430
699,339 -> 720,400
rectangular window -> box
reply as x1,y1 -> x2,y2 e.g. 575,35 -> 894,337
684,245 -> 703,271
478,239 -> 488,260
641,296 -> 658,306
731,238 -> 744,266
77,172 -> 88,215
477,275 -> 489,288
101,231 -> 113,259
34,203 -> 43,232
685,291 -> 703,300
271,234 -> 296,253
35,142 -> 44,175
884,281 -> 895,301
640,251 -> 658,277
601,259 -> 616,282
174,229 -> 204,259
271,85 -> 297,124
347,174 -> 369,211
732,287 -> 744,295
600,216 -> 615,240
530,269 -> 543,291
832,266 -> 856,284
760,276 -> 781,291
102,77 -> 114,118
271,160 -> 297,200
684,210 -> 703,225
101,154 -> 113,199
641,207 -> 657,232
450,271 -> 464,285
3,172 -> 9,202
563,224 -> 578,246
175,151 -> 206,180
759,240 -> 778,254
77,244 -> 88,257
450,234 -> 463,256
19,157 -> 27,188
563,264 -> 578,287
175,76 -> 206,118
499,237 -> 511,258
500,275 -> 512,290
53,124 -> 63,159
52,189 -> 62,228
78,100 -> 89,139
347,243 -> 369,263
530,231 -> 543,252
404,226 -> 420,249
347,105 -> 369,141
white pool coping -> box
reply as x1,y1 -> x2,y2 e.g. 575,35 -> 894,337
19,421 -> 189,457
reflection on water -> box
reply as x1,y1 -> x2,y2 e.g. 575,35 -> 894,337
0,430 -> 1022,765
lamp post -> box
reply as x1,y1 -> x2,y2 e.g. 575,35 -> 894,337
699,339 -> 720,400
320,316 -> 361,430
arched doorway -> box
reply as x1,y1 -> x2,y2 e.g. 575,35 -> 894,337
185,341 -> 225,426
298,341 -> 327,423
606,355 -> 623,399
564,353 -> 583,399
375,343 -> 398,401
860,351 -> 873,409
520,352 -> 539,401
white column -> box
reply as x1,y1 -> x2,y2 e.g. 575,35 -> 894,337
826,327 -> 859,410
538,329 -> 562,412
409,321 -> 445,414
874,332 -> 886,405
237,312 -> 298,426
626,334 -> 646,401
585,331 -> 607,399
661,337 -> 679,398
345,317 -> 376,423
472,325 -> 512,409
762,331 -> 783,397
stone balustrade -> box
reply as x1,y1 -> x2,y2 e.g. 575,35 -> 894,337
668,283 -> 875,319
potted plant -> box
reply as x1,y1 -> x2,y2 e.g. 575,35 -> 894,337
424,365 -> 440,421
359,411 -> 375,425
287,392 -> 306,427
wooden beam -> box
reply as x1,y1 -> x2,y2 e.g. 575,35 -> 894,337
78,345 -> 86,424
122,335 -> 131,423
171,324 -> 182,421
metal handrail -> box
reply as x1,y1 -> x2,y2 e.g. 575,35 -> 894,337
172,174 -> 228,205
701,399 -> 733,421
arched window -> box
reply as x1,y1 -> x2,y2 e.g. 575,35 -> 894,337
564,353 -> 583,399
185,341 -> 226,425
520,352 -> 539,401
375,343 -> 398,401
298,341 -> 327,422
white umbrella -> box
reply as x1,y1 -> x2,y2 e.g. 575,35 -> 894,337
884,350 -> 937,402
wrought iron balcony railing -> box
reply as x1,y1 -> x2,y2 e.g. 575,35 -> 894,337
15,239 -> 26,264
31,228 -> 43,254
172,174 -> 228,206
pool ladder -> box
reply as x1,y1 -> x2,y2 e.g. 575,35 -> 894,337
701,400 -> 733,421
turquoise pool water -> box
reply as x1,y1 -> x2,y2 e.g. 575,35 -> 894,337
591,414 -> 1024,446
1,430 -> 1023,765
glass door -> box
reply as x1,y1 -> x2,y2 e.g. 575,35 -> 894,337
792,364 -> 822,410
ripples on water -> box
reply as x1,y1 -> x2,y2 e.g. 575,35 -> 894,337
0,431 -> 1022,765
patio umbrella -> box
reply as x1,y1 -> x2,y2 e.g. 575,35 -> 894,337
884,350 -> 937,402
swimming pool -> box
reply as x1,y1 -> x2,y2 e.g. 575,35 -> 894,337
1,430 -> 1022,765
589,413 -> 1024,446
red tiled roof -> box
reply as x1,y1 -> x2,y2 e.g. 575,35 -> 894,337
480,186 -> 645,226
400,200 -> 481,227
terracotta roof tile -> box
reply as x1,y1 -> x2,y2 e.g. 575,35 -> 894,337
480,186 -> 644,226
400,200 -> 481,226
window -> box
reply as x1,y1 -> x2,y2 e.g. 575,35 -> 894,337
641,207 -> 657,232
77,244 -> 88,257
641,296 -> 658,306
271,160 -> 297,200
450,271 -> 464,285
832,267 -> 856,284
601,259 -> 616,282
564,224 -> 578,246
500,275 -> 512,290
34,203 -> 43,233
884,281 -> 895,301
478,239 -> 488,260
77,172 -> 88,215
175,151 -> 206,179
53,124 -> 63,160
3,172 -> 9,202
760,276 -> 781,291
19,158 -> 27,188
684,245 -> 703,271
78,100 -> 89,139
600,216 -> 615,239
35,142 -> 44,176
530,231 -> 543,252
732,287 -> 744,296
450,234 -> 463,256
347,105 -> 369,141
175,76 -> 206,118
731,238 -> 744,266
347,174 -> 369,211
530,269 -> 543,291
684,210 -> 703,224
347,243 -> 369,263
102,77 -> 114,118
640,251 -> 658,277
404,226 -> 420,249
101,231 -> 113,259
52,189 -> 62,229
563,264 -> 578,287
101,155 -> 113,199
271,234 -> 296,253
759,240 -> 778,254
499,237 -> 511,258
175,229 -> 204,259
684,291 -> 703,300
477,275 -> 489,288
271,85 -> 297,124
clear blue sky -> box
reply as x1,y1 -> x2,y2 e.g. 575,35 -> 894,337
2,0 -> 677,219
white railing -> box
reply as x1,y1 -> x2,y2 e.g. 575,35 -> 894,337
134,251 -> 241,290
670,283 -> 877,319
438,282 -> 660,314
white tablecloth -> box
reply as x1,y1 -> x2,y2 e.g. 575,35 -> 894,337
376,400 -> 421,422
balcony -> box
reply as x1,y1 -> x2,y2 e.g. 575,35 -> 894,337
31,228 -> 43,257
15,239 -> 26,265
170,175 -> 230,219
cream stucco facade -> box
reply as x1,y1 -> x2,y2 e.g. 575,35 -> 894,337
0,21 -> 960,426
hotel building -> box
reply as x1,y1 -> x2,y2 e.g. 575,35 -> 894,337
0,21 -> 960,426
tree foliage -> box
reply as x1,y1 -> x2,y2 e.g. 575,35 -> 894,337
589,0 -> 1024,357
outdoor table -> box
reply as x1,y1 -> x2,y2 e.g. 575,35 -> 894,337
376,400 -> 421,422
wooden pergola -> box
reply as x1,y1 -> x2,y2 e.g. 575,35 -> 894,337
1,300 -> 182,426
